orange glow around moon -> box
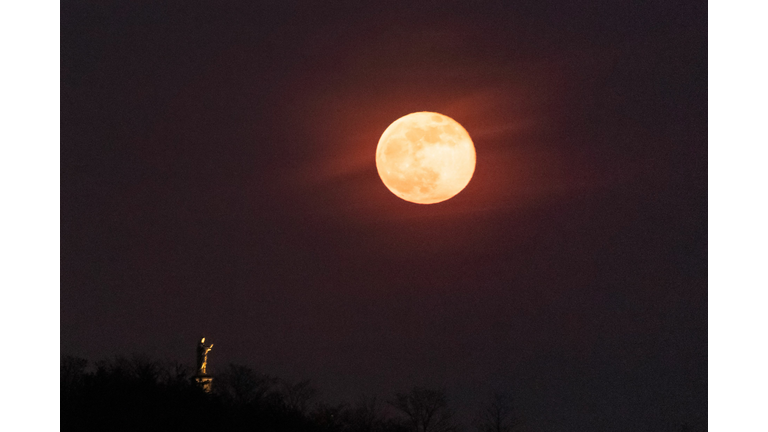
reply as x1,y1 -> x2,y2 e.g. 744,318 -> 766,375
376,112 -> 476,204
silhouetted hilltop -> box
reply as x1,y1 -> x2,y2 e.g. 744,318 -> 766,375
61,354 -> 701,432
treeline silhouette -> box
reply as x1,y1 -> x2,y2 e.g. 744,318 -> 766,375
62,354 -> 698,432
61,354 -> 495,432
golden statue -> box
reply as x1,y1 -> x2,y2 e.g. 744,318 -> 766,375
196,337 -> 214,375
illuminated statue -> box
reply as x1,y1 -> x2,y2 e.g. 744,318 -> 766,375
196,337 -> 214,375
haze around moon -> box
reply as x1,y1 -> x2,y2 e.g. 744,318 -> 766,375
375,112 -> 476,204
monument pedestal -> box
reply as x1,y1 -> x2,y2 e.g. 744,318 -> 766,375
193,374 -> 213,393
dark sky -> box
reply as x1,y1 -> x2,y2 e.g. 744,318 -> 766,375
61,1 -> 707,430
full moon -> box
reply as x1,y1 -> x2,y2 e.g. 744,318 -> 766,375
375,112 -> 476,204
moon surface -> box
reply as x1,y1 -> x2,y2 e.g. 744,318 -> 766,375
376,112 -> 476,204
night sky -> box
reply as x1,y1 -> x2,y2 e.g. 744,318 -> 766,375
61,1 -> 707,430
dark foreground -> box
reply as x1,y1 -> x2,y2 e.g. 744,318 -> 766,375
61,354 -> 701,432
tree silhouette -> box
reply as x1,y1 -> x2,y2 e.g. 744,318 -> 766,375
281,378 -> 319,415
476,392 -> 518,432
62,352 -> 537,432
347,396 -> 388,432
61,355 -> 225,432
215,363 -> 276,406
60,355 -> 88,395
390,387 -> 457,432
